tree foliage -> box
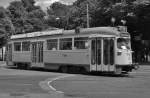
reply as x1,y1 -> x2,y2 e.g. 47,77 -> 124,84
47,2 -> 70,29
0,7 -> 12,46
7,0 -> 47,34
133,2 -> 150,39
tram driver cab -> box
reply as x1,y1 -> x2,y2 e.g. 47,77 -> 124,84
115,26 -> 135,73
117,38 -> 130,50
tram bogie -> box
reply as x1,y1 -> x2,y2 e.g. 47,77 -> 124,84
6,26 -> 137,74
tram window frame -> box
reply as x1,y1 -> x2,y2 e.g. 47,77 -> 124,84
59,38 -> 72,50
22,41 -> 30,51
74,37 -> 89,50
47,39 -> 58,50
14,42 -> 21,51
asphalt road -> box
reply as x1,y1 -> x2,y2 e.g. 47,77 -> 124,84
0,64 -> 68,98
0,63 -> 150,98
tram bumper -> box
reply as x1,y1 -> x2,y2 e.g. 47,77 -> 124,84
116,63 -> 139,72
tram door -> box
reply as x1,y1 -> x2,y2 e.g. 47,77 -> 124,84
90,37 -> 102,71
103,38 -> 115,71
90,37 -> 115,72
6,44 -> 12,65
31,41 -> 44,67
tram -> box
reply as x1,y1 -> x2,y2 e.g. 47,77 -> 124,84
6,26 -> 137,74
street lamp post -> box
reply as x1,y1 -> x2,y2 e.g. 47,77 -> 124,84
86,4 -> 90,28
111,17 -> 116,27
55,17 -> 60,28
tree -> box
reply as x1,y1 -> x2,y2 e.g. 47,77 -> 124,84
71,0 -> 114,27
21,0 -> 37,12
0,7 -> 13,46
47,2 -> 70,29
7,1 -> 29,34
133,2 -> 150,40
7,0 -> 48,34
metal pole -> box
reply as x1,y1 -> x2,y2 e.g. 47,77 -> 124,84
2,47 -> 3,61
6,16 -> 15,35
86,4 -> 90,28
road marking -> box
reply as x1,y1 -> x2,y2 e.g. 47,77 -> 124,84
48,75 -> 75,93
39,74 -> 75,94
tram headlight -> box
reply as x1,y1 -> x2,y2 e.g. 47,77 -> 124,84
117,51 -> 122,56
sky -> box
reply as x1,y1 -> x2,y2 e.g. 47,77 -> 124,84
0,0 -> 15,8
0,0 -> 76,10
35,0 -> 76,10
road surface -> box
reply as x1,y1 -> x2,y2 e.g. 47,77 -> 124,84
0,63 -> 150,98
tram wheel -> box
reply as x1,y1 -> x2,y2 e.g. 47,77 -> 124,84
25,64 -> 31,70
16,63 -> 21,69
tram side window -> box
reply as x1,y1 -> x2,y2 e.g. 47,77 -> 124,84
74,37 -> 88,49
14,42 -> 21,51
47,39 -> 58,50
59,38 -> 72,50
22,41 -> 30,51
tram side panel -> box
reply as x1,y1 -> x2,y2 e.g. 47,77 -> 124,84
43,50 -> 90,71
12,52 -> 31,64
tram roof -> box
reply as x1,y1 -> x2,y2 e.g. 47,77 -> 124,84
63,27 -> 121,35
10,26 -> 128,39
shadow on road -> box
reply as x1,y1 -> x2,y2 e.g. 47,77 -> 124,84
6,66 -> 58,73
5,66 -> 132,78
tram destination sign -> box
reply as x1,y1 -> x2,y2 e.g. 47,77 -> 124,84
120,33 -> 130,37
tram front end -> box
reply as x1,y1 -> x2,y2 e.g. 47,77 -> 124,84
115,37 -> 138,74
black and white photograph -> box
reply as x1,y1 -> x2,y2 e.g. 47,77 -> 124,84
0,0 -> 150,98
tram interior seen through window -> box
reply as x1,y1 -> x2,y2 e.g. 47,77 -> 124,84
117,38 -> 130,49
47,39 -> 58,50
74,37 -> 88,49
14,42 -> 21,51
22,41 -> 30,51
59,38 -> 72,50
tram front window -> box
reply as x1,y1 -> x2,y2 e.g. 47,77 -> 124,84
117,38 -> 130,50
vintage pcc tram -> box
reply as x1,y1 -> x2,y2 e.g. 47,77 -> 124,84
6,26 -> 136,74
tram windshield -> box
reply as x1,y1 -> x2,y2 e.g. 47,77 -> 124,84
117,38 -> 130,49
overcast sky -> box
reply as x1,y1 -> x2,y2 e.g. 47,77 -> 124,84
35,0 -> 76,10
0,0 -> 15,8
0,0 -> 76,10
